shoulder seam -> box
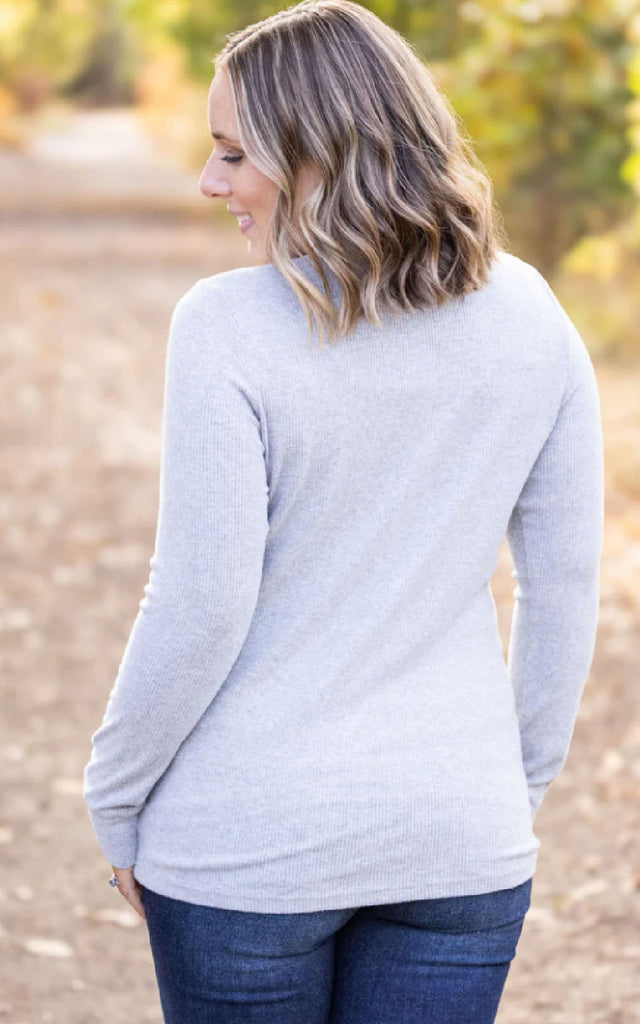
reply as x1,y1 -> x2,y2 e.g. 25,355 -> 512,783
184,276 -> 267,427
524,268 -> 574,411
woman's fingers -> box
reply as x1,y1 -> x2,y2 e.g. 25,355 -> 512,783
123,884 -> 146,921
111,865 -> 147,921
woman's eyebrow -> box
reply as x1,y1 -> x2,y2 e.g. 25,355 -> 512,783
210,130 -> 241,145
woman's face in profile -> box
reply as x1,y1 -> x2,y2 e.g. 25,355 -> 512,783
201,67 -> 320,265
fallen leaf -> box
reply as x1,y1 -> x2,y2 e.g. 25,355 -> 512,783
90,907 -> 140,927
22,936 -> 74,958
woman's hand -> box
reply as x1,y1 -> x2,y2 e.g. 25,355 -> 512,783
110,865 -> 146,921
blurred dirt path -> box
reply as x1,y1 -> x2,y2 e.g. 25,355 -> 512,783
1,106 -> 206,216
0,106 -> 639,1024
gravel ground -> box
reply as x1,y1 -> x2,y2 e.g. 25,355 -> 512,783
0,109 -> 638,1024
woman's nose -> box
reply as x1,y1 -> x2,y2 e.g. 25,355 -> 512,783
199,168 -> 231,199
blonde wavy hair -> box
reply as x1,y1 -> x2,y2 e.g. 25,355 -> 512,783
214,0 -> 507,346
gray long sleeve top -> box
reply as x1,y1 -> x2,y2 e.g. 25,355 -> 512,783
82,250 -> 604,912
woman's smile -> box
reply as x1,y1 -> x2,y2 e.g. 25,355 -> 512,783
236,214 -> 254,233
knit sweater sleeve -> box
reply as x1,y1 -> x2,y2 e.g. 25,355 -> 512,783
506,293 -> 604,822
82,280 -> 269,868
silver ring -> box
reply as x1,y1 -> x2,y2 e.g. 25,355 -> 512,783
108,873 -> 120,887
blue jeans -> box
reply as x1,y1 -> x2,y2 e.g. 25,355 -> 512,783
141,877 -> 532,1024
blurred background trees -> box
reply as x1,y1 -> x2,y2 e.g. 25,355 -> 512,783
1,0 -> 638,354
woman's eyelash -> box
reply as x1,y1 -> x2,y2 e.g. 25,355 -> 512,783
222,155 -> 243,164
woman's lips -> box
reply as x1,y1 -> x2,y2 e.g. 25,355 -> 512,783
237,215 -> 254,234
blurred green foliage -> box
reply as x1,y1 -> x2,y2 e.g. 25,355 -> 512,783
1,0 -> 639,354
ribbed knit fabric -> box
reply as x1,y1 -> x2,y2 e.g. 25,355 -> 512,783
83,249 -> 604,913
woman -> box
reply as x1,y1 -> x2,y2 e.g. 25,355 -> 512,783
82,1 -> 604,1021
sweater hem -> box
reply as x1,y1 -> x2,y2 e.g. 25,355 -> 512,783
133,856 -> 539,914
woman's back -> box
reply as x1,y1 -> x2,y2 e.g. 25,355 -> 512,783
84,247 -> 604,912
